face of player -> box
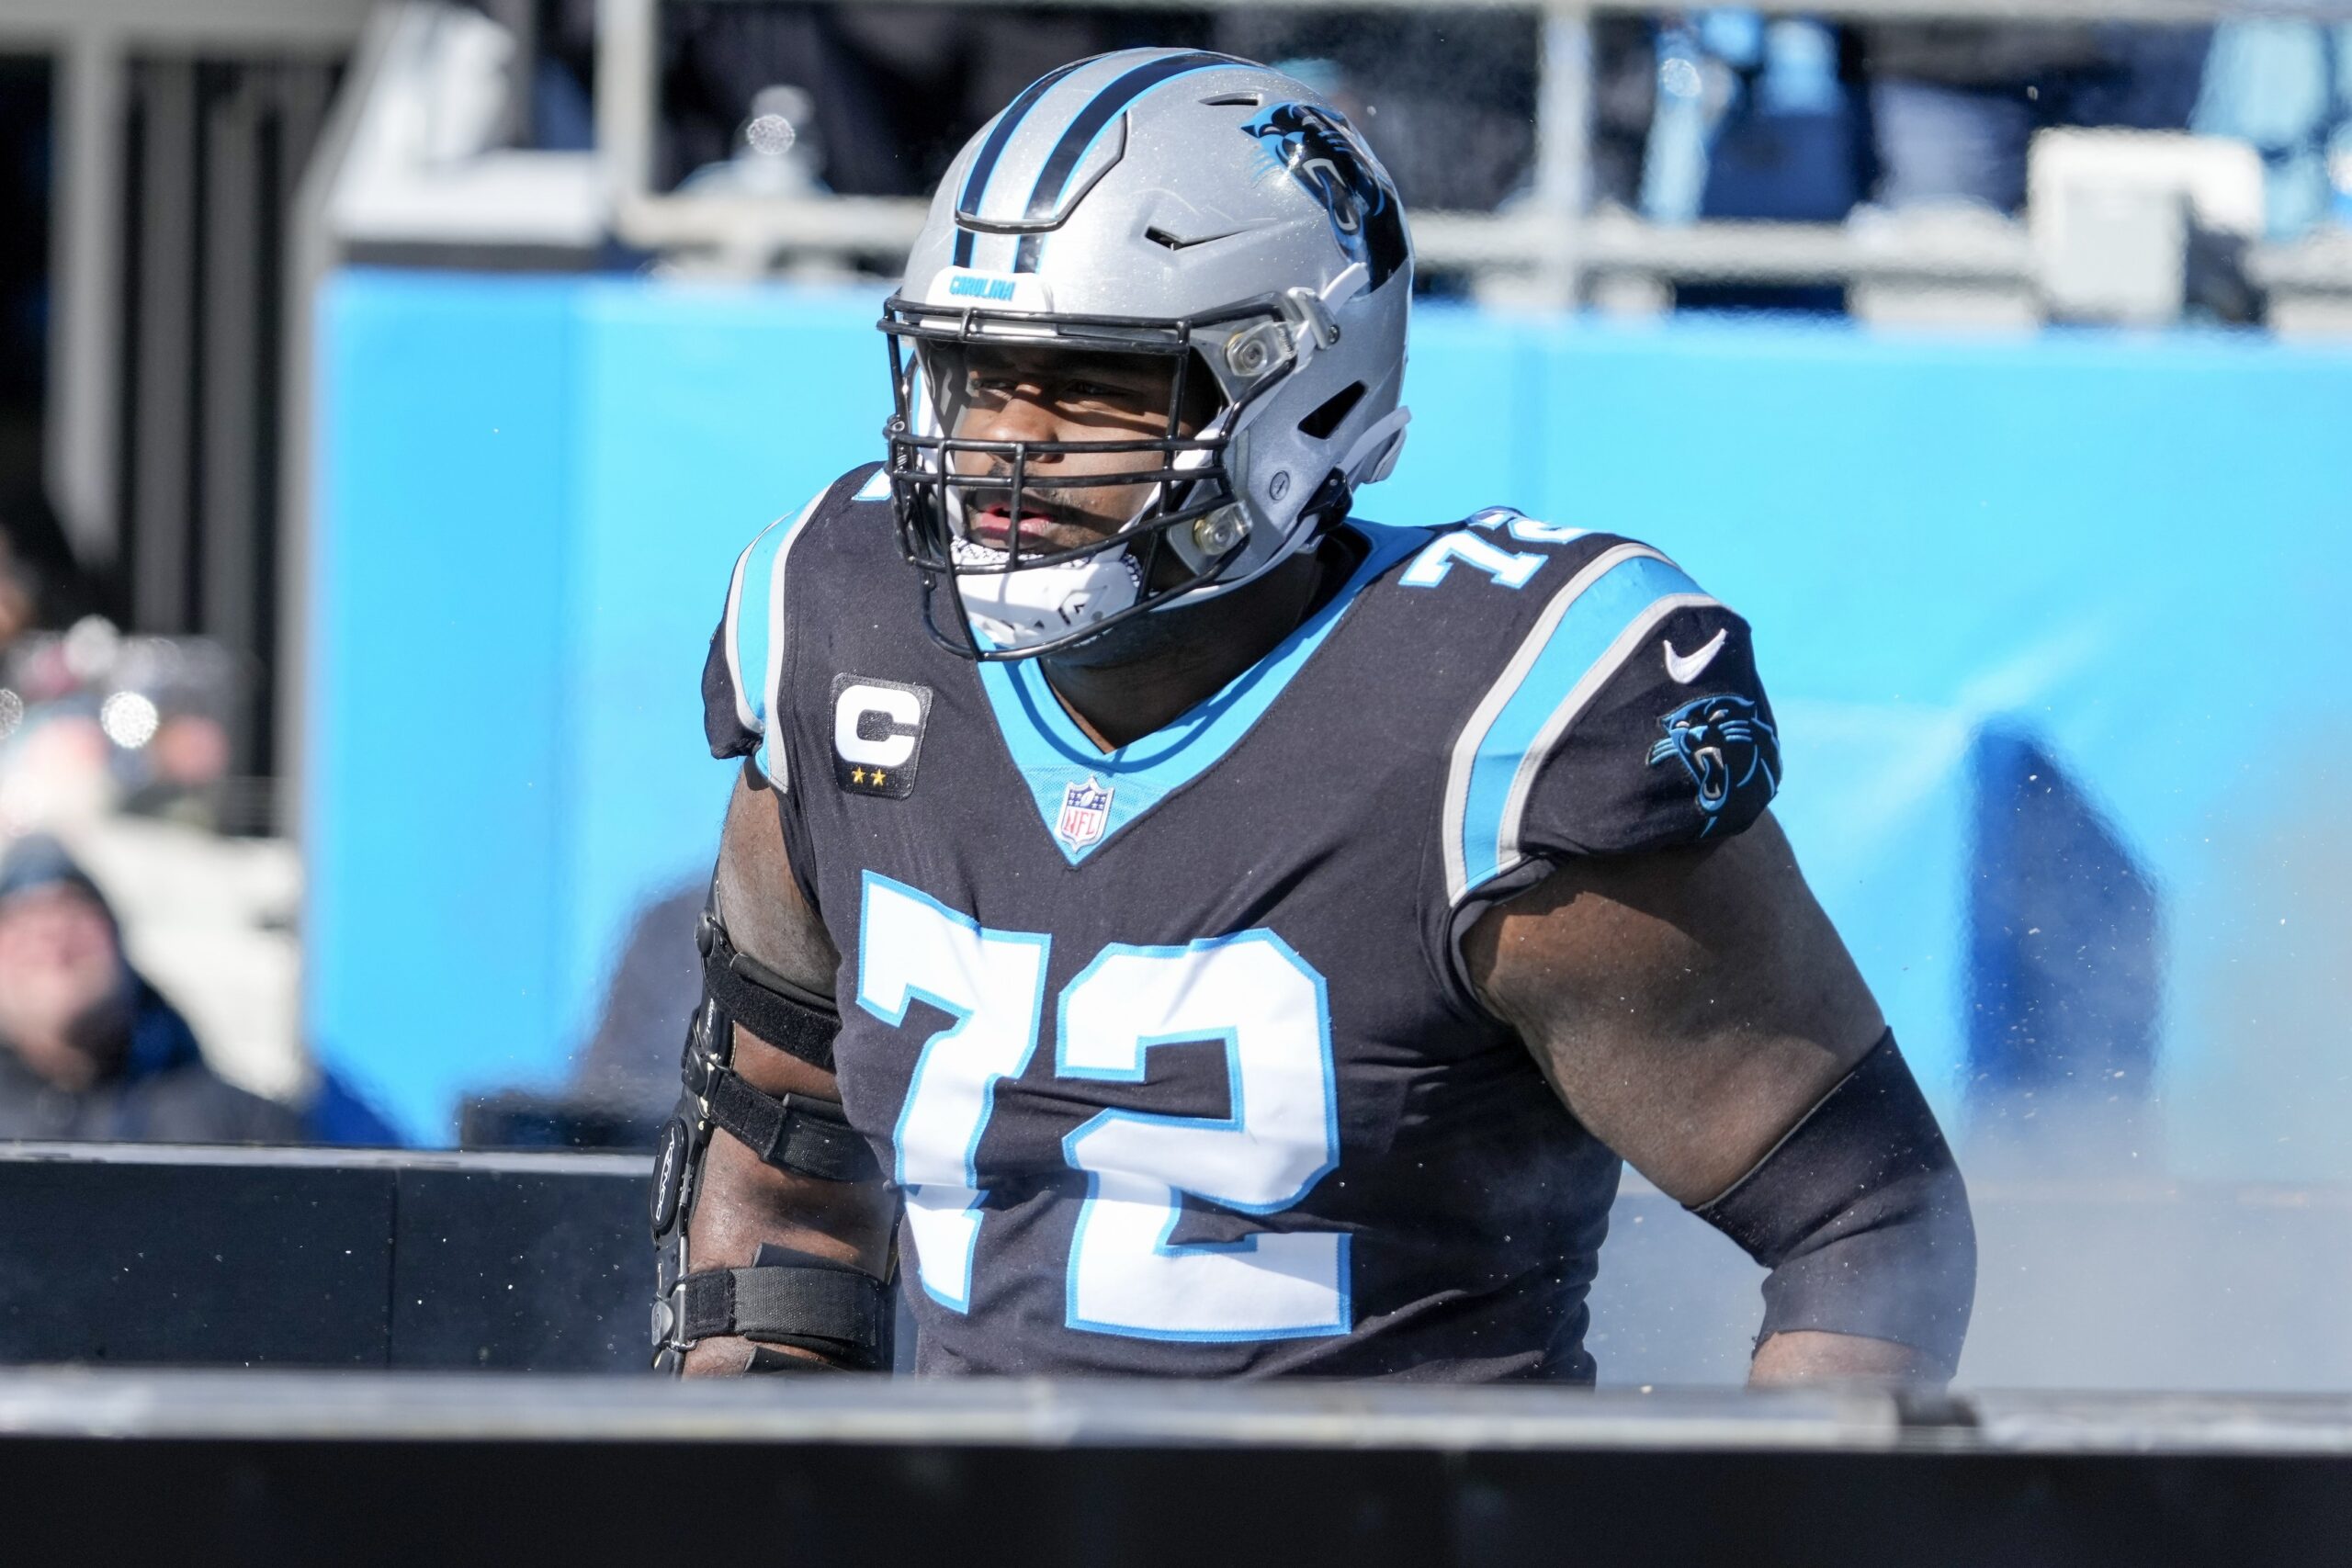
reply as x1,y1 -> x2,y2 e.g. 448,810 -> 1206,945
944,342 -> 1217,563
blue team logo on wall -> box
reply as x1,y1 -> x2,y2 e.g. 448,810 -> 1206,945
1243,103 -> 1409,289
1647,694 -> 1780,834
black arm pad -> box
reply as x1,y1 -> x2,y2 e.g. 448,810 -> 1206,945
657,1243 -> 893,1372
697,909 -> 840,1069
1690,1032 -> 1976,1378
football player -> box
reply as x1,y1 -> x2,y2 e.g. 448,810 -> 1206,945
650,51 -> 1974,1382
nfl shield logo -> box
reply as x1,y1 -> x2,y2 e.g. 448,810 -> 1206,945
1056,774 -> 1114,851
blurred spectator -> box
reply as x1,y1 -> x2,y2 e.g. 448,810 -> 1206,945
1213,12 -> 1560,212
0,834 -> 302,1143
568,882 -> 701,1122
635,5 -> 1641,225
459,881 -> 699,1149
0,486 -> 108,633
1661,14 -> 1867,311
1863,22 -> 2212,213
655,3 -> 1129,197
2193,20 -> 2352,238
0,533 -> 29,653
1687,15 -> 1867,224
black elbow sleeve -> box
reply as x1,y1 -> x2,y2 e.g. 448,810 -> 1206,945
1690,1032 -> 1976,1378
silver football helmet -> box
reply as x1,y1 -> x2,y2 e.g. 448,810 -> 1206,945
881,49 -> 1414,660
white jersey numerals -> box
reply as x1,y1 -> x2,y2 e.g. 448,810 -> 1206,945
1059,935 -> 1346,1338
1400,507 -> 1590,591
857,874 -> 1348,1341
856,877 -> 1050,1313
1400,529 -> 1545,590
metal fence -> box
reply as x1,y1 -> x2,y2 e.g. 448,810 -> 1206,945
594,0 -> 2352,307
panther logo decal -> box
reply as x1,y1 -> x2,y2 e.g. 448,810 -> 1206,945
1647,694 -> 1780,834
1242,102 -> 1409,289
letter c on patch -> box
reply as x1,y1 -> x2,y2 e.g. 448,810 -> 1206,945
834,682 -> 922,768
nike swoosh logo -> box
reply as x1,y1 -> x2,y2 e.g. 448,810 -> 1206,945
1663,629 -> 1728,684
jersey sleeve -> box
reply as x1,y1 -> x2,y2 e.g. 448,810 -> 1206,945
1442,539 -> 1781,908
699,482 -> 843,786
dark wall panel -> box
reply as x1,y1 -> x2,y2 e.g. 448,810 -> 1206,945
2,1436 -> 2348,1568
0,1151 -> 645,1371
390,1163 -> 644,1371
0,1156 -> 391,1365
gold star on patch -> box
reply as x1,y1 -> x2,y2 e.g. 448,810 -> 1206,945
850,768 -> 866,785
871,771 -> 888,788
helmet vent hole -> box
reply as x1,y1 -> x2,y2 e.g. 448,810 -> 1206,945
1200,92 -> 1263,108
1144,226 -> 1184,251
1297,382 -> 1366,441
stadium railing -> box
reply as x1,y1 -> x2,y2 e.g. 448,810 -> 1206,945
589,0 -> 2352,315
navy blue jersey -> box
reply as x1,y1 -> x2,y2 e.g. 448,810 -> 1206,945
702,468 -> 1780,1380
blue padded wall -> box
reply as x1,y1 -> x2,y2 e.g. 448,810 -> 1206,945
311,273 -> 2352,1167
308,276 -> 576,1143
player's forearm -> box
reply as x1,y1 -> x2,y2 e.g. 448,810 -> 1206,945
1696,1035 -> 1976,1383
1470,819 -> 1973,1381
680,1048 -> 897,1374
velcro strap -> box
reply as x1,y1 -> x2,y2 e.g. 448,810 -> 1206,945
702,1069 -> 878,1183
676,1261 -> 887,1367
698,912 -> 840,1069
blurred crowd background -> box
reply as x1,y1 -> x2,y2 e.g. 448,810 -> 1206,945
0,0 -> 2346,1179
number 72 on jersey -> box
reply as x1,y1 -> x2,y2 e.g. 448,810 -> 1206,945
855,873 -> 1351,1341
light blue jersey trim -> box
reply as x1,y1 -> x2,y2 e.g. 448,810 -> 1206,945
975,525 -> 1423,865
1445,547 -> 1712,901
723,488 -> 830,784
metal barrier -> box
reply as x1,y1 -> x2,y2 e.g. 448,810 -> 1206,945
4,1370 -> 2351,1562
12,1144 -> 2352,1392
6,1143 -> 2352,1557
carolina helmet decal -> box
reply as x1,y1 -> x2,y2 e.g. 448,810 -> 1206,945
1243,102 -> 1408,289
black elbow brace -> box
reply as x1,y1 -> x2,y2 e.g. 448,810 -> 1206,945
1690,1032 -> 1975,1378
650,891 -> 892,1375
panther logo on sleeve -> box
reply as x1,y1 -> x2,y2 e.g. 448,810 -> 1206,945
1647,694 -> 1780,833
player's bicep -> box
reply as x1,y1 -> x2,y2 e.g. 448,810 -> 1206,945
715,770 -> 836,1010
1463,812 -> 1883,1203
705,773 -> 848,1169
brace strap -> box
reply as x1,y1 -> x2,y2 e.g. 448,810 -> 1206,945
654,1246 -> 890,1371
684,1044 -> 878,1182
697,909 -> 839,1070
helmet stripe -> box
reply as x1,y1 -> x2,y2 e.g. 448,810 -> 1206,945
952,56 -> 1094,267
1012,51 -> 1242,272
